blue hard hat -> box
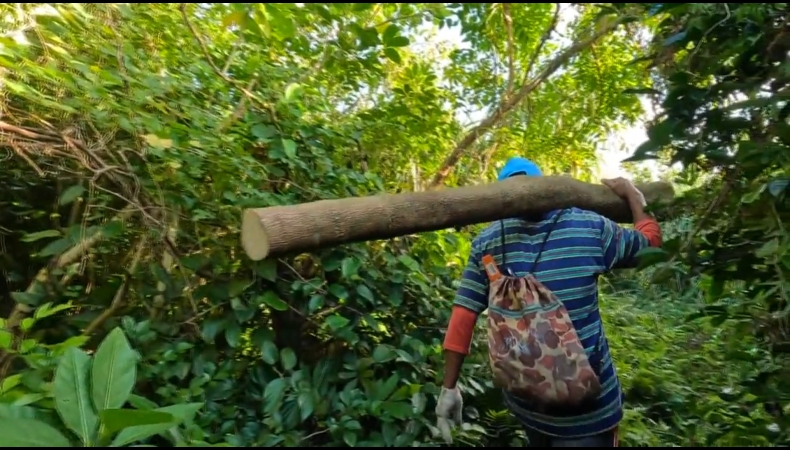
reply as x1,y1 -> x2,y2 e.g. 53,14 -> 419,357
497,157 -> 542,181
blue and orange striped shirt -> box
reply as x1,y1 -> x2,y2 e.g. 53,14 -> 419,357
449,208 -> 658,438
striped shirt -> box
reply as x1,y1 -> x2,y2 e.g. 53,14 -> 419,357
453,208 -> 650,438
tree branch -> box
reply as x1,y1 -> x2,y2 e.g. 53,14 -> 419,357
523,4 -> 562,83
217,79 -> 258,133
222,36 -> 244,74
179,3 -> 270,114
179,3 -> 231,83
150,210 -> 182,319
428,13 -> 625,188
502,4 -> 516,97
82,233 -> 148,336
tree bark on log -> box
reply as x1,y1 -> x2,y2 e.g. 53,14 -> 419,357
241,177 -> 674,261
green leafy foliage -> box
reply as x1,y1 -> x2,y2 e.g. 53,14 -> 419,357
55,348 -> 98,445
91,328 -> 138,412
618,2 -> 790,445
0,327 -> 204,447
0,418 -> 73,447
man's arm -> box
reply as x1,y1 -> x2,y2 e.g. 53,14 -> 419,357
628,193 -> 651,225
600,189 -> 662,270
443,306 -> 478,388
442,247 -> 489,389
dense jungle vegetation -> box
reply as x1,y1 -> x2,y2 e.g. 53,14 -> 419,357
1,2 -> 789,447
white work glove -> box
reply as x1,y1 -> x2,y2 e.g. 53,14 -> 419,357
435,387 -> 463,444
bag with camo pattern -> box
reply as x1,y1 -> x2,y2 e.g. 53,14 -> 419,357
482,212 -> 602,411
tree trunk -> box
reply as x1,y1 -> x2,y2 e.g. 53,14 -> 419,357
241,177 -> 673,261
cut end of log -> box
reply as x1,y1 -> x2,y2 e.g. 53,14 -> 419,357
241,209 -> 270,261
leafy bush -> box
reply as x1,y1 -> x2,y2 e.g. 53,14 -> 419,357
0,327 -> 206,447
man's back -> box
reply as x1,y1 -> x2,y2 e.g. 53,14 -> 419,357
435,166 -> 662,447
454,207 -> 650,437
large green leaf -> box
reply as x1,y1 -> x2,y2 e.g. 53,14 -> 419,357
261,340 -> 279,365
280,347 -> 297,371
0,418 -> 73,447
91,328 -> 137,412
110,403 -> 203,447
99,409 -> 174,436
58,185 -> 85,206
0,404 -> 32,420
0,403 -> 55,424
54,347 -> 98,446
127,394 -> 158,411
110,422 -> 174,447
263,378 -> 288,414
20,230 -> 61,243
258,291 -> 289,311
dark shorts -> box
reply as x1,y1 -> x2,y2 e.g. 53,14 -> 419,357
525,426 -> 619,447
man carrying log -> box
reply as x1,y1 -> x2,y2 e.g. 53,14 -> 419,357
435,157 -> 662,447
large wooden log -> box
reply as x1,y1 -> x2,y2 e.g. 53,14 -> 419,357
241,176 -> 674,261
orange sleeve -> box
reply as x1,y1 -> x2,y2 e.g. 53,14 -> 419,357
635,217 -> 662,248
443,305 -> 479,355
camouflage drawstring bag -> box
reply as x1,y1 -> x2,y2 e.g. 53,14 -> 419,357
482,212 -> 602,411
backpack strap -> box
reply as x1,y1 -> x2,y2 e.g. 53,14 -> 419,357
499,220 -> 508,267
528,210 -> 564,274
485,211 -> 565,282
